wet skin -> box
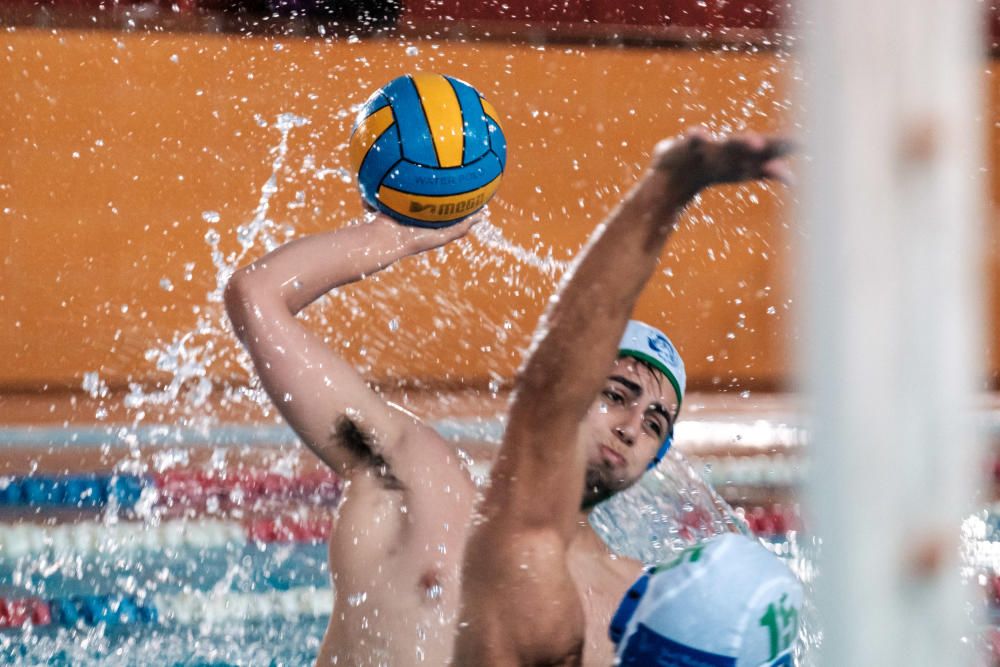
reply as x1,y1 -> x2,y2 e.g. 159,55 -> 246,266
452,130 -> 791,666
225,130 -> 791,666
317,357 -> 677,667
451,358 -> 679,667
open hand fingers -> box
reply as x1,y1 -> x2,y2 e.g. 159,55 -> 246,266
760,158 -> 795,186
759,137 -> 796,163
721,134 -> 796,184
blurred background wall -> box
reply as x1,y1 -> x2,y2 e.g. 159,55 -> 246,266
2,0 -> 998,415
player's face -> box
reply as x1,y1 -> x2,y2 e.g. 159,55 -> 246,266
579,357 -> 679,509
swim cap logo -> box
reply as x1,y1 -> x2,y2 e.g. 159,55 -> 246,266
647,334 -> 679,367
759,593 -> 799,663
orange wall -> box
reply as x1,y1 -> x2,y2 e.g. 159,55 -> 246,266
2,28 -> 971,395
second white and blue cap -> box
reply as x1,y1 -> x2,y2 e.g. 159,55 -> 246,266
609,533 -> 804,667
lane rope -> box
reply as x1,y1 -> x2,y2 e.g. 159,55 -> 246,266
0,588 -> 334,630
0,516 -> 332,558
0,471 -> 343,510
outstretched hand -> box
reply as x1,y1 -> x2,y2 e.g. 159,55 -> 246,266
375,209 -> 486,256
652,128 -> 795,198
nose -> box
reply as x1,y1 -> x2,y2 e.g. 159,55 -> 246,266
613,412 -> 642,446
613,425 -> 632,445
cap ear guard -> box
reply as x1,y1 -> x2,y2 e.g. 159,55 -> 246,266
609,568 -> 652,646
648,434 -> 673,470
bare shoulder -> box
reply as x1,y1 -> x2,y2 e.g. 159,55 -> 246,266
391,422 -> 480,507
333,423 -> 478,560
330,426 -> 479,593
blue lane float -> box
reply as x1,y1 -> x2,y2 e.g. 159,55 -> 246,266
0,475 -> 147,509
42,594 -> 157,629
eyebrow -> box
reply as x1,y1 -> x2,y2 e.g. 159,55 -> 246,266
608,375 -> 675,431
648,403 -> 674,432
609,375 -> 642,395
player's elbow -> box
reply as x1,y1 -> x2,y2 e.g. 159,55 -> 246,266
223,268 -> 260,342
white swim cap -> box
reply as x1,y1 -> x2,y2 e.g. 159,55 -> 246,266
618,320 -> 686,418
609,533 -> 803,667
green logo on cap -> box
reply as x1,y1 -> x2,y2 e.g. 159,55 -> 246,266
759,593 -> 799,661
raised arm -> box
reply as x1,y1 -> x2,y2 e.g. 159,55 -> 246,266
224,212 -> 477,479
453,131 -> 792,667
487,130 -> 793,530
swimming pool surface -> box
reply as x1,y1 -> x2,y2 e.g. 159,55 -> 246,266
0,419 -> 846,666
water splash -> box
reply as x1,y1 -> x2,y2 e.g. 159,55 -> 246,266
590,448 -> 748,563
212,112 -> 310,302
123,114 -> 310,428
591,449 -> 823,664
121,112 -> 577,429
469,215 -> 572,278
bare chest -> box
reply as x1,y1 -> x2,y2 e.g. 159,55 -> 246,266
320,482 -> 471,665
569,555 -> 642,667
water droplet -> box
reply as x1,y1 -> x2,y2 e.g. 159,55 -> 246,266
347,591 -> 367,606
201,210 -> 220,224
405,45 -> 419,56
159,278 -> 174,292
388,318 -> 399,332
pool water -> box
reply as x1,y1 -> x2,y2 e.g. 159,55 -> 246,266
0,442 -> 789,666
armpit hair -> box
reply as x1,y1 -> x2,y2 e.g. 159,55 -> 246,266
331,416 -> 404,491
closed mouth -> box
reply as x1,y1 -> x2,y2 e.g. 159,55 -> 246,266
600,444 -> 626,467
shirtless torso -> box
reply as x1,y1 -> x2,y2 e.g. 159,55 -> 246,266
315,434 -> 640,666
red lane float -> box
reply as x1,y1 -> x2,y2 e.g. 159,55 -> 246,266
246,516 -> 331,544
738,504 -> 802,537
0,598 -> 51,628
154,470 -> 342,508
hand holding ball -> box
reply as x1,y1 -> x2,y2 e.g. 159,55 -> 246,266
349,73 -> 507,228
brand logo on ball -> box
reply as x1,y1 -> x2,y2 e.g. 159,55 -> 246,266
647,334 -> 679,366
410,193 -> 486,217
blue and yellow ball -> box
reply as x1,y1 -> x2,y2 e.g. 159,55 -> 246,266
349,73 -> 507,228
